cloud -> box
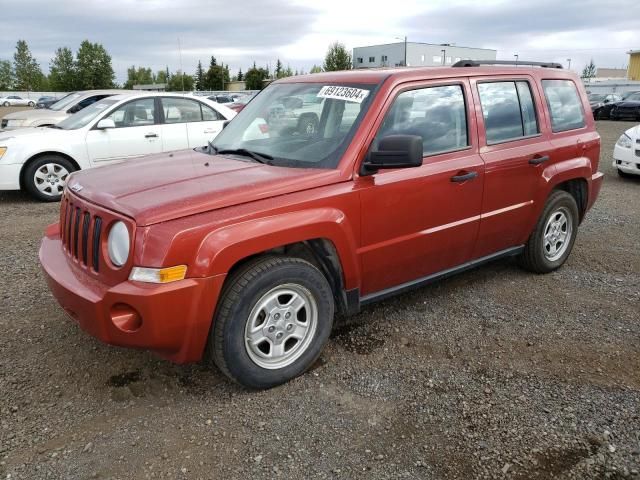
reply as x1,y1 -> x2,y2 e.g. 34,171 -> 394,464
1,0 -> 638,82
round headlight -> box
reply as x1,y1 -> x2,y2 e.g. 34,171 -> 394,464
107,221 -> 130,267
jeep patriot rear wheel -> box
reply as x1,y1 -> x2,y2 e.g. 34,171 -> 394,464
518,190 -> 579,273
209,256 -> 334,389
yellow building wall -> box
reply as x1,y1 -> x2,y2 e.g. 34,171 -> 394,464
629,53 -> 640,81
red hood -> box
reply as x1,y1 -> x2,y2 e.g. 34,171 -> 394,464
70,149 -> 344,226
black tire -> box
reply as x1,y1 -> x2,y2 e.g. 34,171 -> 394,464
28,101 -> 35,107
617,168 -> 633,178
518,190 -> 579,274
209,256 -> 335,389
23,155 -> 76,202
297,115 -> 319,135
2,101 -> 9,107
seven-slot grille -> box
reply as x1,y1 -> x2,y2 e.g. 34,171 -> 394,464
60,195 -> 103,271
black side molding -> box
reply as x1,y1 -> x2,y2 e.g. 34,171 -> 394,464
360,246 -> 524,306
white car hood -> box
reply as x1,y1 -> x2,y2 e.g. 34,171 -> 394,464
2,109 -> 67,121
624,125 -> 640,139
0,126 -> 75,143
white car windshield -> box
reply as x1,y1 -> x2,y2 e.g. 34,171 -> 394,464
49,93 -> 81,111
55,99 -> 119,130
210,82 -> 376,169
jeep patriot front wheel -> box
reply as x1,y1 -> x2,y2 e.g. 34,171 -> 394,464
209,256 -> 334,389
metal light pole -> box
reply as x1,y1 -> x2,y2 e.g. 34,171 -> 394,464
395,36 -> 407,66
441,49 -> 446,66
567,58 -> 572,70
514,54 -> 519,66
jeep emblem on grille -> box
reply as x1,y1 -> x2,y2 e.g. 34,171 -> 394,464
70,183 -> 83,192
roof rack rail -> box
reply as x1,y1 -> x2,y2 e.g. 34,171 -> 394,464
452,59 -> 563,69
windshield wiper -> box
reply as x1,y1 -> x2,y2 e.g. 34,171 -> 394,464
217,148 -> 273,165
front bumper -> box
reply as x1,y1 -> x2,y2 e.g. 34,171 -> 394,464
0,163 -> 22,190
39,224 -> 225,363
613,144 -> 640,176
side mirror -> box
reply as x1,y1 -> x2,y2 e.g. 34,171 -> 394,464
96,118 -> 116,130
361,135 -> 423,176
222,120 -> 231,129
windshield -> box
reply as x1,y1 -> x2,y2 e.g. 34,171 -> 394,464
623,92 -> 640,101
49,93 -> 80,111
211,82 -> 376,169
56,98 -> 118,130
588,94 -> 605,102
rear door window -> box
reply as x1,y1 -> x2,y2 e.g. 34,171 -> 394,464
541,80 -> 585,132
477,81 -> 540,144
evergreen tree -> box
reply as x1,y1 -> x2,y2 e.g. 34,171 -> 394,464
0,60 -> 15,90
195,60 -> 205,90
13,40 -> 44,90
581,59 -> 597,80
310,65 -> 323,74
275,58 -> 283,79
237,68 -> 243,81
49,47 -> 76,91
323,42 -> 352,71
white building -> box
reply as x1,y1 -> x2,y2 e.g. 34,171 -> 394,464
353,42 -> 497,69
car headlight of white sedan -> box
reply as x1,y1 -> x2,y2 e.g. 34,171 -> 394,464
107,221 -> 130,267
5,119 -> 26,127
616,134 -> 632,149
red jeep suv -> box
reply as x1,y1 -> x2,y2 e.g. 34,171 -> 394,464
40,61 -> 603,388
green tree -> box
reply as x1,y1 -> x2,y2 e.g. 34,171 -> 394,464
0,60 -> 15,90
167,70 -> 194,91
13,40 -> 44,90
195,60 -> 205,90
310,64 -> 323,74
49,47 -> 76,91
204,63 -> 227,90
244,66 -> 268,90
284,65 -> 294,78
123,65 -> 154,89
75,40 -> 115,89
323,42 -> 352,72
275,59 -> 283,79
581,59 -> 597,80
237,68 -> 243,81
156,69 -> 168,84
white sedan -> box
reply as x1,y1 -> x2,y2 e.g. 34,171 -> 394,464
1,95 -> 35,107
613,124 -> 640,177
0,92 -> 235,201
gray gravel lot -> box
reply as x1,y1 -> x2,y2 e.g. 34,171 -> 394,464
0,121 -> 639,479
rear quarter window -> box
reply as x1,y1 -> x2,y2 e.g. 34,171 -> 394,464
542,80 -> 585,132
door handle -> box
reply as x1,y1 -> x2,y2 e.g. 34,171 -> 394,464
450,171 -> 478,183
145,133 -> 158,138
529,155 -> 550,165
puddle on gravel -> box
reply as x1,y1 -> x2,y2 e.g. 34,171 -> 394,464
107,370 -> 142,387
332,323 -> 385,355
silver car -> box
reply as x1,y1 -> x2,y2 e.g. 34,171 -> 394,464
0,95 -> 35,107
1,89 -> 128,130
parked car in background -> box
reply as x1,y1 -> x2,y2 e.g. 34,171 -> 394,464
226,93 -> 257,112
593,91 -> 640,120
589,93 -> 621,119
38,62 -> 602,388
0,95 -> 35,107
0,92 -> 235,200
610,92 -> 640,121
1,90 -> 126,130
35,96 -> 61,109
207,94 -> 233,104
613,124 -> 640,177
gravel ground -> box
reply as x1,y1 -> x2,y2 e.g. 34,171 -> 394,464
1,121 -> 639,480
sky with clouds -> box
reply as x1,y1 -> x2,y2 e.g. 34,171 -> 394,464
2,0 -> 639,83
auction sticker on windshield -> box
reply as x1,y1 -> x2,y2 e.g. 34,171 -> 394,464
317,86 -> 369,103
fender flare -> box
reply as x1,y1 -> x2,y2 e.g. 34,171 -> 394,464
192,208 -> 361,290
